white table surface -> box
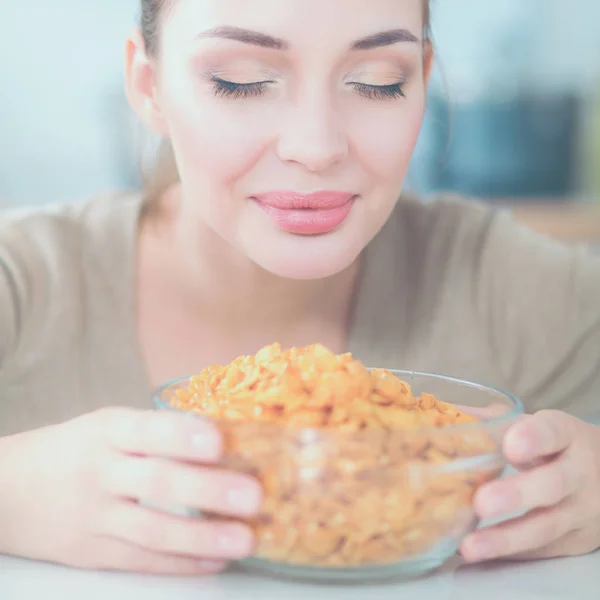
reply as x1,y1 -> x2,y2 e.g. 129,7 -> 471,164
1,552 -> 599,600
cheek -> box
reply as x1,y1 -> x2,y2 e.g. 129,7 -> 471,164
349,96 -> 425,182
160,72 -> 274,191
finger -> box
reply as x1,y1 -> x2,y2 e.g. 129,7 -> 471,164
503,410 -> 576,465
473,455 -> 578,519
97,500 -> 255,560
460,500 -> 573,562
102,454 -> 262,518
92,536 -> 227,575
507,527 -> 600,561
99,408 -> 223,463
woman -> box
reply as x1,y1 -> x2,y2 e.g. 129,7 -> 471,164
0,0 -> 599,576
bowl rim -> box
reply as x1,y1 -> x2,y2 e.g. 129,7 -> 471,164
151,368 -> 525,437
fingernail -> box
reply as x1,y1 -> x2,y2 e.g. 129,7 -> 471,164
227,486 -> 262,515
191,430 -> 221,458
218,528 -> 253,557
508,431 -> 533,460
466,537 -> 495,561
482,491 -> 511,517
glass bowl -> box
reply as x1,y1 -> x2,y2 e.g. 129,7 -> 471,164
152,370 -> 523,583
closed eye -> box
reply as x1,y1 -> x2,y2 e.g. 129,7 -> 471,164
348,82 -> 406,100
211,76 -> 275,99
210,76 -> 406,101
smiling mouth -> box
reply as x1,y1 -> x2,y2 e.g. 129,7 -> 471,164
251,191 -> 357,235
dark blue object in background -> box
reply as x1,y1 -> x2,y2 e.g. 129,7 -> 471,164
411,93 -> 581,200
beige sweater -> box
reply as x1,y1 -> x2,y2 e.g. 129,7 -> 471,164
1,192 -> 599,436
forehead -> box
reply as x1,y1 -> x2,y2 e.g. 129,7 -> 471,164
163,0 -> 424,49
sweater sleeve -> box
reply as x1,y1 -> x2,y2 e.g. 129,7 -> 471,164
0,236 -> 21,374
476,209 -> 600,420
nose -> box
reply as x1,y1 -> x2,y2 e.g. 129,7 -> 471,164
276,97 -> 349,172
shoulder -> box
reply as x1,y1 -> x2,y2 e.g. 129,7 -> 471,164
379,191 -> 503,287
0,191 -> 143,283
0,191 -> 144,366
390,190 -> 600,307
1,190 -> 143,261
392,190 -> 499,243
388,190 -> 599,268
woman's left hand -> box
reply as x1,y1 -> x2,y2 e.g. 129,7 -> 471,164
460,410 -> 600,562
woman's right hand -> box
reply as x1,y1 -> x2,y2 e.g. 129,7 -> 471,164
0,408 -> 263,575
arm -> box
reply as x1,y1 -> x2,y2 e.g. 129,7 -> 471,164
460,214 -> 600,562
510,201 -> 600,245
0,254 -> 18,373
0,429 -> 37,556
476,210 -> 600,420
0,229 -> 29,554
0,217 -> 259,573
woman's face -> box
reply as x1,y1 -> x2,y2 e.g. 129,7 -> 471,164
144,0 -> 430,279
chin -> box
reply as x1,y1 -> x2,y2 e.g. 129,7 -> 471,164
245,232 -> 364,280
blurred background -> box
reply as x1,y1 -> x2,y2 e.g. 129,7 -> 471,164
410,0 -> 600,204
1,0 -> 600,243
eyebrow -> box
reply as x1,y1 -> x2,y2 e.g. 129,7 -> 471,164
195,26 -> 420,51
195,26 -> 288,50
351,29 -> 420,50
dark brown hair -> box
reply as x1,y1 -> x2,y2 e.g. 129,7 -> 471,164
139,0 -> 432,207
141,0 -> 171,57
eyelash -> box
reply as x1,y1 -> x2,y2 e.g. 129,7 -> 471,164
210,76 -> 406,101
350,82 -> 406,100
211,77 -> 272,99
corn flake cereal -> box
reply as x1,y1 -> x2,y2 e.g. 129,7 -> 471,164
170,343 -> 502,567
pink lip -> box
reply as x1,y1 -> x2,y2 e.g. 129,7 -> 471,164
251,191 -> 356,235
